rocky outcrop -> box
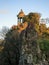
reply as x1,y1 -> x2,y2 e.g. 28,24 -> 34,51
0,22 -> 49,65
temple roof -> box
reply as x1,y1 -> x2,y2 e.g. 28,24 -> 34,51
17,9 -> 25,18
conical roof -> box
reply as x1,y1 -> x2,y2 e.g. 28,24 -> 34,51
17,9 -> 25,18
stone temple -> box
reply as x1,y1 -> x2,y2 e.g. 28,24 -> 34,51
17,9 -> 25,24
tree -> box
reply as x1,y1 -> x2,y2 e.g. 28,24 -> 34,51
38,39 -> 49,61
0,29 -> 22,65
0,26 -> 9,39
23,12 -> 41,32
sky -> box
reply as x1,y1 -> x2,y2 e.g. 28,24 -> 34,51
0,0 -> 49,29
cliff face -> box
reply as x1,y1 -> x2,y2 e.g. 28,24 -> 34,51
13,22 -> 49,65
18,22 -> 49,65
0,22 -> 49,65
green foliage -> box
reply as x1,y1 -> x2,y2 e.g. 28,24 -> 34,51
42,32 -> 49,39
39,39 -> 49,52
23,12 -> 41,32
0,29 -> 21,65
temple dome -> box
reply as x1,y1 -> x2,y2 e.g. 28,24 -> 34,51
17,9 -> 25,18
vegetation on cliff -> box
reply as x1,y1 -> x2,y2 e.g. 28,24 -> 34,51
0,12 -> 49,65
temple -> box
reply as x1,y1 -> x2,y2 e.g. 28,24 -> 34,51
17,9 -> 25,24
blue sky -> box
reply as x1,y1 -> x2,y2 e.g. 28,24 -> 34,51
0,0 -> 49,29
